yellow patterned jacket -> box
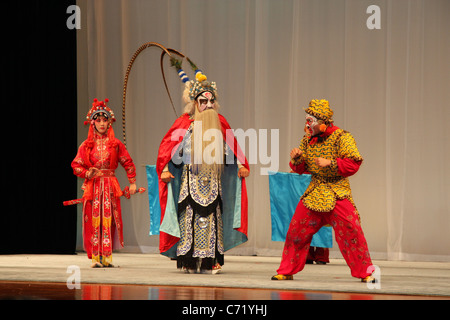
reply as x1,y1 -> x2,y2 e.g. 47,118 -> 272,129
292,128 -> 363,213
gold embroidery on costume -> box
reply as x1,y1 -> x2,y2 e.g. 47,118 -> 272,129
299,129 -> 363,213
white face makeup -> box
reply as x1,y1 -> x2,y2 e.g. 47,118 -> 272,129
196,91 -> 215,112
305,114 -> 320,136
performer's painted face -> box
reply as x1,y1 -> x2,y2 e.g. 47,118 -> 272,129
196,91 -> 215,112
94,114 -> 109,135
305,114 -> 320,136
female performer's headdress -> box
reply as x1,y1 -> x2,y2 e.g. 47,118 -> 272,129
84,98 -> 116,125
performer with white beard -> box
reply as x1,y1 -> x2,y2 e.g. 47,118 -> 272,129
155,63 -> 250,274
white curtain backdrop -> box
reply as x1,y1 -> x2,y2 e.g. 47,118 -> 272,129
75,0 -> 450,261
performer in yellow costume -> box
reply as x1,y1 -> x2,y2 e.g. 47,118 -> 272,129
272,99 -> 375,283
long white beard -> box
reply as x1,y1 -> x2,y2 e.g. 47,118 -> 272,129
192,108 -> 224,176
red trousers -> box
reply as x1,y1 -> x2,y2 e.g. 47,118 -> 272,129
276,199 -> 373,279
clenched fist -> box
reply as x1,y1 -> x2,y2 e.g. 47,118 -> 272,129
315,157 -> 332,167
161,171 -> 175,183
290,148 -> 302,160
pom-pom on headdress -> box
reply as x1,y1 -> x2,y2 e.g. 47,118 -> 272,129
84,98 -> 116,125
170,57 -> 218,102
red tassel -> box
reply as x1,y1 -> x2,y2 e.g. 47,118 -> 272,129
107,126 -> 118,168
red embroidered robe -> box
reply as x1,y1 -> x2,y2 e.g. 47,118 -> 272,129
71,133 -> 136,265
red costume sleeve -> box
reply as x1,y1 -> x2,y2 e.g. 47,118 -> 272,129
71,142 -> 89,179
117,140 -> 137,183
336,158 -> 362,177
288,158 -> 361,177
289,161 -> 307,174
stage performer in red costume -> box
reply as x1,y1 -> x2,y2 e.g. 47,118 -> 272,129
156,61 -> 250,274
72,99 -> 137,268
271,99 -> 375,283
